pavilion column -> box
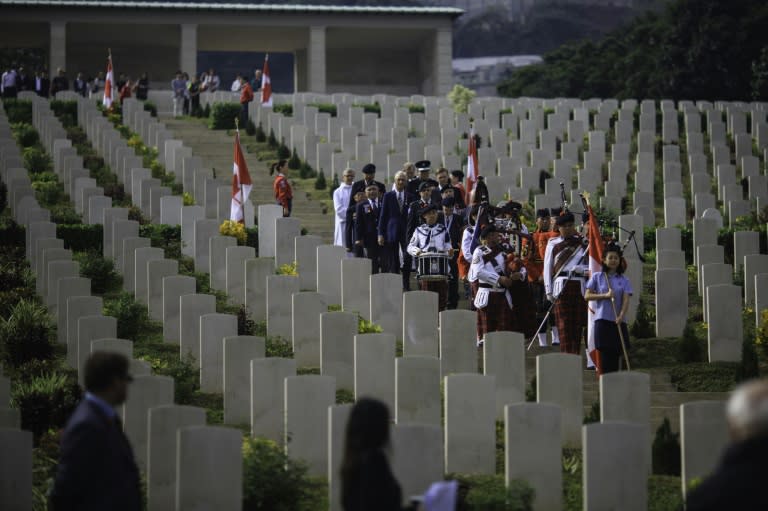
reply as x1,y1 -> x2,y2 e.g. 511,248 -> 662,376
49,21 -> 66,73
180,23 -> 198,78
433,27 -> 452,96
307,25 -> 326,93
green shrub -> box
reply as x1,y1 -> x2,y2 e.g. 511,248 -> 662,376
49,204 -> 82,224
143,101 -> 158,117
128,205 -> 149,224
526,375 -> 536,402
74,251 -> 120,294
255,124 -> 266,142
103,292 -> 150,341
242,437 -> 325,511
273,103 -> 294,116
652,418 -> 681,476
66,125 -> 88,146
5,99 -> 33,124
329,173 -> 339,198
12,122 -> 39,147
314,170 -> 327,190
237,306 -> 258,336
141,224 -> 182,260
203,103 -> 211,118
32,181 -> 64,207
50,99 -> 78,127
352,102 -> 380,115
453,474 -> 534,511
583,401 -> 600,424
245,227 -> 258,252
648,475 -> 685,511
0,299 -> 55,369
57,224 -> 102,253
23,146 -> 52,173
288,148 -> 301,170
245,119 -> 256,136
298,161 -> 315,179
268,129 -> 278,148
309,102 -> 337,116
149,353 -> 198,404
737,336 -> 760,381
277,142 -> 291,160
0,180 -> 7,213
11,370 -> 81,440
630,297 -> 655,339
677,322 -> 703,363
209,102 -> 242,130
103,183 -> 125,202
266,336 -> 292,358
408,104 -> 426,113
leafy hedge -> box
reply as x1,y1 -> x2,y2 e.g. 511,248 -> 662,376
57,224 -> 103,253
3,98 -> 32,123
209,103 -> 242,130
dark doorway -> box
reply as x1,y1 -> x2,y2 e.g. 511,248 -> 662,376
197,51 -> 294,93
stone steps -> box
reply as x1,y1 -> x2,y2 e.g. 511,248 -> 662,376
159,115 -> 335,242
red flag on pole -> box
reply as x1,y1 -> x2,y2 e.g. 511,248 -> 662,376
230,130 -> 252,223
586,201 -> 604,375
465,127 -> 478,204
102,51 -> 114,110
261,54 -> 273,107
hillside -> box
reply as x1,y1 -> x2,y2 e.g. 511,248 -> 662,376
497,0 -> 768,101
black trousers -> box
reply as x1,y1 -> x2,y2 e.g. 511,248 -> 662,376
447,256 -> 459,309
381,238 -> 411,290
363,244 -> 381,274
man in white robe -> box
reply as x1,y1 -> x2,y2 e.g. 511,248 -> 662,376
333,168 -> 355,246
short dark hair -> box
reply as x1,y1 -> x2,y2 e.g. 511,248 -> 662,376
84,352 -> 130,392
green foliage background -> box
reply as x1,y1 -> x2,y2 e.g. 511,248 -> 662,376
498,0 -> 768,101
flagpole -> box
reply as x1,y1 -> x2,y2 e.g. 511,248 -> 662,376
235,117 -> 246,224
603,274 -> 632,370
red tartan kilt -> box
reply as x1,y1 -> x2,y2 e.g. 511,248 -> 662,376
553,280 -> 587,353
476,291 -> 513,338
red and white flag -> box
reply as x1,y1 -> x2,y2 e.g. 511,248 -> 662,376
586,201 -> 604,374
102,52 -> 115,109
230,130 -> 253,223
465,127 -> 478,204
261,54 -> 273,107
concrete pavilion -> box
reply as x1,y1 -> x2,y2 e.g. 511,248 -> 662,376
0,1 -> 462,95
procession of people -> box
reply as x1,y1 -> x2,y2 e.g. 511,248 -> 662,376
333,160 -> 634,374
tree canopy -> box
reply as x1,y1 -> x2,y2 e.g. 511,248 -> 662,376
497,0 -> 768,101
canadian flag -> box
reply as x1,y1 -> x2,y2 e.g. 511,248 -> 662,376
230,130 -> 253,223
102,52 -> 115,109
465,127 -> 478,204
261,54 -> 273,107
586,201 -> 604,375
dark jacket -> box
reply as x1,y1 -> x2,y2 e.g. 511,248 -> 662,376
355,199 -> 381,249
342,450 -> 404,511
350,179 -> 386,207
686,433 -> 768,511
438,212 -> 464,249
406,199 -> 430,244
431,185 -> 466,210
50,399 -> 141,511
378,190 -> 413,243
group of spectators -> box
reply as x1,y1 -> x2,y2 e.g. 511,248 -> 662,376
1,65 -> 150,103
171,68 -> 261,123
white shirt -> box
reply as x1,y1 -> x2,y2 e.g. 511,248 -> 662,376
543,235 -> 588,296
461,226 -> 475,263
230,79 -> 241,92
332,182 -> 352,246
407,223 -> 450,256
468,245 -> 506,286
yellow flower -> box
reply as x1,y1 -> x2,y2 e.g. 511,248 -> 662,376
219,220 -> 247,244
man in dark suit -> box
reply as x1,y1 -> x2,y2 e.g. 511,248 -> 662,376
438,197 -> 464,309
406,160 -> 431,196
355,183 -> 382,273
50,352 -> 141,511
377,170 -> 414,289
345,190 -> 366,256
350,163 -> 386,207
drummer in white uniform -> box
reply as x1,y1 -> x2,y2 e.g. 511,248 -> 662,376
407,204 -> 452,311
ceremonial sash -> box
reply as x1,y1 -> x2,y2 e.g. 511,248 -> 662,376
552,236 -> 583,277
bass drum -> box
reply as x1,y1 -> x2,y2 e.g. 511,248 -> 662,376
417,253 -> 450,280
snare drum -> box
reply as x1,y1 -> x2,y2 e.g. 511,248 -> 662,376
417,253 -> 450,280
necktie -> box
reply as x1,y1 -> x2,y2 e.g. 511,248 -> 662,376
398,193 -> 403,210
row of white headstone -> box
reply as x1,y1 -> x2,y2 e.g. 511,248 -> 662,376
0,94 -> 741,511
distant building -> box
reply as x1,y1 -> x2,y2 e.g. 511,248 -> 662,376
0,1 -> 462,95
453,55 -> 543,96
